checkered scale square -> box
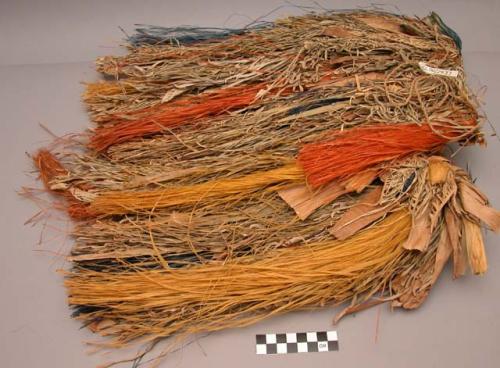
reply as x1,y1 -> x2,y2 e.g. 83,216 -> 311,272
256,331 -> 339,355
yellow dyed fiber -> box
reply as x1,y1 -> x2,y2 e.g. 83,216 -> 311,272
67,210 -> 412,346
83,81 -> 135,102
88,163 -> 304,215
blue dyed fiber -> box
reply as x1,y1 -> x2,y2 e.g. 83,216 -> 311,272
127,22 -> 273,47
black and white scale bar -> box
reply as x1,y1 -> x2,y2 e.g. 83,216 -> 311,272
256,331 -> 338,355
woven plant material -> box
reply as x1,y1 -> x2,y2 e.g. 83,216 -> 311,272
26,10 -> 499,367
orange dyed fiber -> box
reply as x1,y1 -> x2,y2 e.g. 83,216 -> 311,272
34,150 -> 68,189
298,123 -> 450,188
89,83 -> 270,152
33,150 -> 91,220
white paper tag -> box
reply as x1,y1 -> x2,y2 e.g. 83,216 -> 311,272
418,62 -> 459,77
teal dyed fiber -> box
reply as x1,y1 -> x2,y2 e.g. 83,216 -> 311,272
127,22 -> 273,47
430,12 -> 462,51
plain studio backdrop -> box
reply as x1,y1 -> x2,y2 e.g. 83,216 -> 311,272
0,1 -> 499,367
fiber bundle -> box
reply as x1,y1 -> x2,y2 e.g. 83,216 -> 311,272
27,10 -> 499,367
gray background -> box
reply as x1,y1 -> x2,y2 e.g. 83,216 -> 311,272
1,1 -> 499,367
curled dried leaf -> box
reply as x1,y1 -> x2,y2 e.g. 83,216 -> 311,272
444,206 -> 466,278
402,205 -> 432,251
278,181 -> 347,220
463,218 -> 487,275
428,156 -> 451,185
322,26 -> 356,38
459,180 -> 500,232
431,226 -> 453,283
331,186 -> 392,240
356,14 -> 403,33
